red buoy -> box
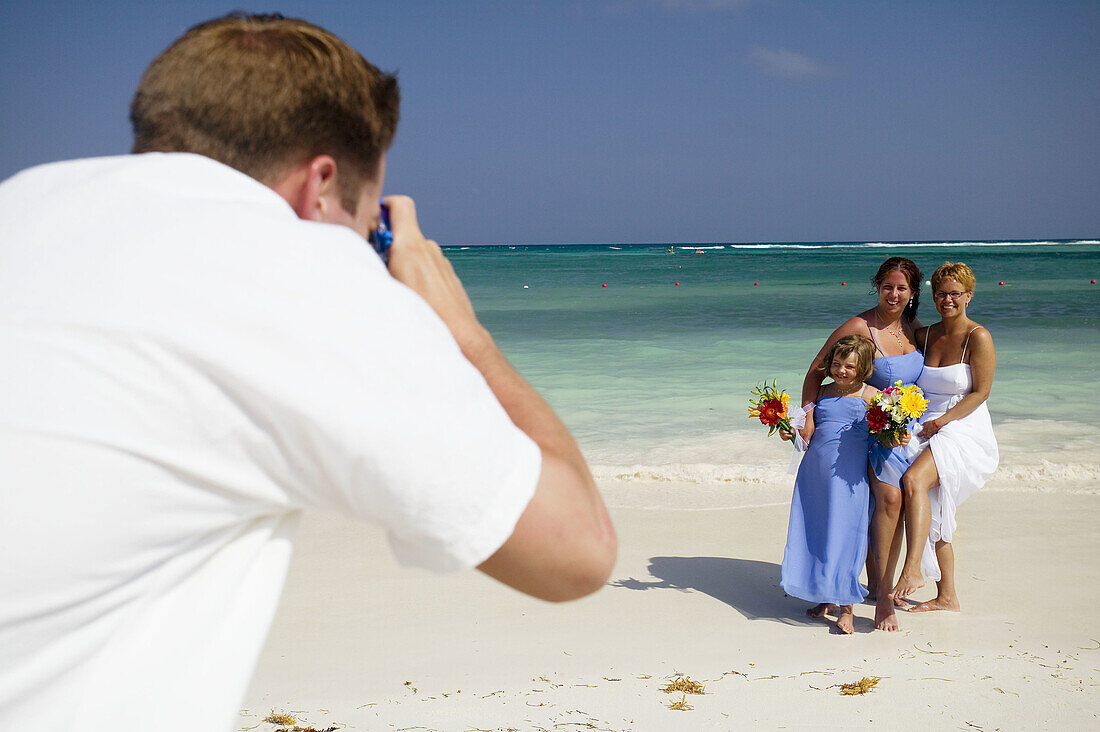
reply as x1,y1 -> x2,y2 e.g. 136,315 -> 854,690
753,282 -> 759,286
999,281 -> 1005,286
675,282 -> 680,286
841,281 -> 847,286
602,283 -> 607,287
1092,279 -> 1097,284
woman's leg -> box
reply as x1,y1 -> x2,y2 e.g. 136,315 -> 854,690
893,447 -> 939,599
866,515 -> 905,605
910,540 -> 961,612
869,474 -> 903,631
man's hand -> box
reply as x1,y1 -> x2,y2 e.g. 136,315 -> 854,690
383,195 -> 486,352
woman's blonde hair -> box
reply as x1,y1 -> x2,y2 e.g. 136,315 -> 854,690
931,262 -> 977,293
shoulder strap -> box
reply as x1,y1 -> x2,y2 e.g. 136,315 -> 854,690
859,384 -> 866,398
866,320 -> 884,355
923,325 -> 932,352
961,326 -> 980,361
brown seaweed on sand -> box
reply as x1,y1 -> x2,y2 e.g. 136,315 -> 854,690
261,710 -> 339,731
659,674 -> 705,695
263,712 -> 299,726
839,676 -> 881,695
667,693 -> 693,711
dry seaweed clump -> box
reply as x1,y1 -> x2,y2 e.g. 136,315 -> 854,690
264,712 -> 298,726
839,676 -> 881,695
667,693 -> 694,711
262,710 -> 339,732
660,674 -> 706,695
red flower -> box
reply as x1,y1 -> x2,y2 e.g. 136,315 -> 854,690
866,406 -> 888,431
758,398 -> 783,426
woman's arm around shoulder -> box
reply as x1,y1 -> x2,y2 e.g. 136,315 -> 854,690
801,314 -> 872,404
913,324 -> 931,351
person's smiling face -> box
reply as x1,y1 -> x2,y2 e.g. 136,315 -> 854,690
877,269 -> 913,316
932,276 -> 972,317
830,351 -> 861,389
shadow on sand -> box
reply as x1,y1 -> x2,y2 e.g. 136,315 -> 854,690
611,556 -> 823,627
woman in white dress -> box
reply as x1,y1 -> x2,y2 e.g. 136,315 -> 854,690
890,262 -> 999,612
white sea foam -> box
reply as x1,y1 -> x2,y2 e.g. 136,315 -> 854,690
710,240 -> 1093,251
591,457 -> 1099,494
852,240 -> 1081,249
593,462 -> 792,485
724,243 -> 827,249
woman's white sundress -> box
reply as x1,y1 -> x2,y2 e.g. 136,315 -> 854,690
899,328 -> 999,580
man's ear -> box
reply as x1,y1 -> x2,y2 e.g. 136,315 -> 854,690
270,155 -> 341,222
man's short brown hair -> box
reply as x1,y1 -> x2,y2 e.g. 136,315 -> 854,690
130,12 -> 399,213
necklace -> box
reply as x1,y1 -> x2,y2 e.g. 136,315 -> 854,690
877,310 -> 904,348
827,380 -> 862,398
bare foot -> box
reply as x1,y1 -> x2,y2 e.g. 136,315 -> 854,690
909,596 -> 961,613
835,605 -> 855,634
807,602 -> 835,618
866,591 -> 908,608
891,569 -> 925,600
874,596 -> 899,631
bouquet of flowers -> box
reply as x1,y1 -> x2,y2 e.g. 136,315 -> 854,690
748,380 -> 794,437
866,381 -> 928,446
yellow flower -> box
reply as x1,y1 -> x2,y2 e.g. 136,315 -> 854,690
779,391 -> 790,418
899,389 -> 928,419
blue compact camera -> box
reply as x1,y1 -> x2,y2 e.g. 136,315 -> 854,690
368,201 -> 393,263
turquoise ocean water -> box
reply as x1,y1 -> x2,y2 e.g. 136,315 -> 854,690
448,240 -> 1100,492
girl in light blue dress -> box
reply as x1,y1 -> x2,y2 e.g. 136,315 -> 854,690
782,335 -> 880,634
799,257 -> 924,631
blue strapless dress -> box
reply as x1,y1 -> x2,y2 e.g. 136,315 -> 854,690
781,395 -> 871,605
867,350 -> 924,487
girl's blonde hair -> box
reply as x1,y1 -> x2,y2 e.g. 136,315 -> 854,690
823,335 -> 875,382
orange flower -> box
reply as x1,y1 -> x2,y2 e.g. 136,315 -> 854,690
748,380 -> 794,437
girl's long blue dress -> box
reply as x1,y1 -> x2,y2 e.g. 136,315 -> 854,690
866,336 -> 924,487
781,394 -> 871,605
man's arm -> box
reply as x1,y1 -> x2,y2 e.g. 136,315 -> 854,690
384,196 -> 617,602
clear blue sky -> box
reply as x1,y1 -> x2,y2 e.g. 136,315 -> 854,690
2,1 -> 1097,245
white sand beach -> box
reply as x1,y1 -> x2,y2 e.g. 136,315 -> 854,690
239,478 -> 1098,731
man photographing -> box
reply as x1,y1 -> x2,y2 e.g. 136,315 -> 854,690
0,13 -> 615,731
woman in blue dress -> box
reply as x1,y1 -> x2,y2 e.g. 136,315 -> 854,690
781,335 -> 881,634
797,257 -> 924,631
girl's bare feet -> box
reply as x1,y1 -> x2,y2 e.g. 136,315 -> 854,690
909,595 -> 960,613
891,569 -> 925,600
807,602 -> 835,618
874,596 -> 899,631
836,605 -> 855,634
